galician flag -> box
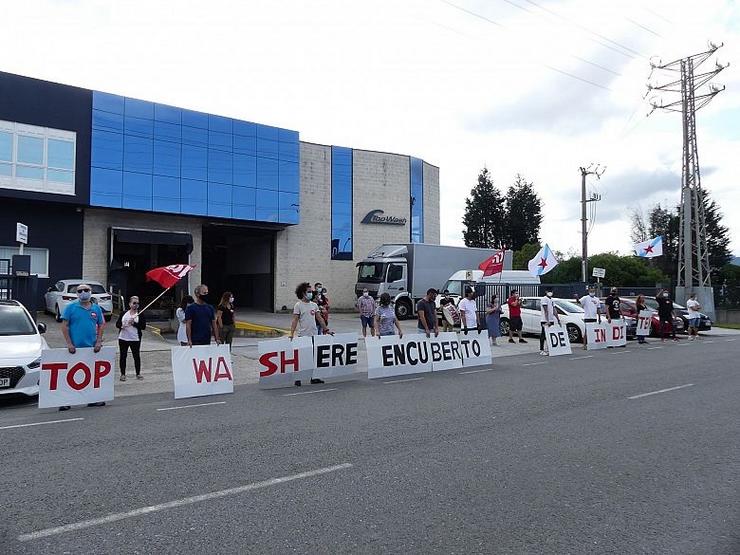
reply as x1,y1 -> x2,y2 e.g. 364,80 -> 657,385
528,244 -> 559,277
634,236 -> 663,258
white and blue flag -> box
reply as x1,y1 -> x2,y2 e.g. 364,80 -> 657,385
528,244 -> 559,277
634,236 -> 663,258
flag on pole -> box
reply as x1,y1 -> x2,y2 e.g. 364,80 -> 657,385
634,236 -> 663,258
145,264 -> 196,289
478,249 -> 505,277
528,244 -> 559,277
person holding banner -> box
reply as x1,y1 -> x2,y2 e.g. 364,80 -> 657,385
185,284 -> 220,347
539,287 -> 561,356
416,288 -> 439,338
289,282 -> 333,386
579,286 -> 602,350
374,293 -> 403,338
59,283 -> 107,411
115,295 -> 146,381
635,295 -> 649,344
656,289 -> 678,342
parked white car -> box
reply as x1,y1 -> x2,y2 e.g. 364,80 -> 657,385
0,300 -> 48,398
44,280 -> 113,322
500,297 -> 587,343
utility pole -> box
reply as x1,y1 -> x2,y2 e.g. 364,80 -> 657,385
648,42 -> 727,317
579,164 -> 604,283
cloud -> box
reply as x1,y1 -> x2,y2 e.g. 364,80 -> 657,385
595,168 -> 680,224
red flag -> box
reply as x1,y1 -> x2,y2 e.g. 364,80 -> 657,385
478,250 -> 505,277
145,264 -> 195,289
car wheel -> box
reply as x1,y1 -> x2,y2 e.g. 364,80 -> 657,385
395,299 -> 412,320
567,323 -> 582,343
499,317 -> 510,336
55,305 -> 62,323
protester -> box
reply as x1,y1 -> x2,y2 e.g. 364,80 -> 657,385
115,295 -> 146,381
416,288 -> 439,338
185,284 -> 220,347
58,283 -> 106,411
289,282 -> 332,386
506,290 -> 526,344
578,286 -> 601,350
605,287 -> 622,324
458,287 -> 479,335
374,293 -> 403,338
635,294 -> 648,345
176,295 -> 194,346
485,294 -> 502,346
686,292 -> 702,340
356,288 -> 377,339
314,282 -> 330,335
656,289 -> 678,342
216,292 -> 236,348
539,287 -> 561,356
439,290 -> 456,332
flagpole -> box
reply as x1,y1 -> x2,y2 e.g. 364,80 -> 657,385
139,286 -> 172,315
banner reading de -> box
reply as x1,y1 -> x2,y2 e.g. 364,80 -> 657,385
367,334 -> 432,379
39,347 -> 115,409
636,310 -> 652,337
585,322 -> 608,351
258,337 -> 315,388
171,344 -> 234,399
606,321 -> 627,347
545,325 -> 572,356
313,333 -> 361,381
459,330 -> 493,367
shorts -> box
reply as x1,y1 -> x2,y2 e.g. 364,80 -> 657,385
509,316 -> 522,332
689,317 -> 700,328
360,315 -> 373,327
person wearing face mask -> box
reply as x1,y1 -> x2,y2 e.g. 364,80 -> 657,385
115,295 -> 147,381
656,289 -> 678,342
185,284 -> 220,347
539,287 -> 561,355
314,282 -> 330,335
579,286 -> 602,350
289,282 -> 332,386
58,283 -> 107,411
506,290 -> 526,344
605,287 -> 622,325
635,294 -> 648,345
216,292 -> 236,348
176,295 -> 194,346
356,288 -> 377,339
458,287 -> 479,336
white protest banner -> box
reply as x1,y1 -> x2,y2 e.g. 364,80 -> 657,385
39,347 -> 115,409
585,322 -> 608,351
429,332 -> 464,372
545,324 -> 572,356
257,336 -> 314,389
171,344 -> 234,399
459,330 -> 493,368
636,310 -> 652,337
606,321 -> 627,347
313,333 -> 361,381
367,334 -> 432,379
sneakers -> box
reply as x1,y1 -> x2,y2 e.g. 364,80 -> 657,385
87,402 -> 106,407
294,380 -> 302,387
310,378 -> 325,385
519,339 -> 527,344
539,350 -> 548,356
136,374 -> 144,380
120,375 -> 126,381
508,338 -> 515,344
58,406 -> 71,411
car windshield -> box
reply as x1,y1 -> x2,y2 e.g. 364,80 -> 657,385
443,280 -> 463,297
643,298 -> 659,310
554,300 -> 584,313
0,304 -> 36,336
357,263 -> 385,283
66,284 -> 106,294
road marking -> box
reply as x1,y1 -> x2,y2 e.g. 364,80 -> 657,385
646,346 -> 663,350
283,388 -> 338,397
383,377 -> 424,384
611,350 -> 629,355
704,340 -> 715,344
568,355 -> 593,361
628,383 -> 695,400
522,361 -> 548,367
459,368 -> 493,374
726,338 -> 737,342
0,417 -> 84,431
156,401 -> 226,412
18,462 -> 353,542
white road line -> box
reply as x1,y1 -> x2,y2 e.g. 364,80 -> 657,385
156,401 -> 226,412
283,388 -> 338,397
569,355 -> 593,361
611,350 -> 629,355
628,383 -> 695,400
704,340 -> 715,344
522,361 -> 548,367
646,346 -> 663,350
18,462 -> 353,542
0,418 -> 84,431
459,368 -> 492,375
383,377 -> 424,384
726,338 -> 737,342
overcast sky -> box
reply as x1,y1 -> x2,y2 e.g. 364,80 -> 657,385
2,0 -> 738,257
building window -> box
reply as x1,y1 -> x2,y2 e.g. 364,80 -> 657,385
0,246 -> 50,278
331,146 -> 353,260
410,157 -> 424,243
0,120 -> 77,196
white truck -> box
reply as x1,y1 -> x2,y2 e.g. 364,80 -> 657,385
355,244 -> 505,319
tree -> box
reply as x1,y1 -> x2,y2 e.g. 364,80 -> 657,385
513,242 -> 542,270
702,196 -> 732,280
541,253 -> 669,286
462,167 -> 505,248
504,175 -> 542,250
629,208 -> 648,245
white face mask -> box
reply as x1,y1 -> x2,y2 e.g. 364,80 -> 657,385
546,292 -> 553,298
589,293 -> 595,297
363,292 -> 369,297
229,297 -> 234,304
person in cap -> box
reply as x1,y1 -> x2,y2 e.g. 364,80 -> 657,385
578,286 -> 602,350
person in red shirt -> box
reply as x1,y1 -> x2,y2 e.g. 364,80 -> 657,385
506,290 -> 527,344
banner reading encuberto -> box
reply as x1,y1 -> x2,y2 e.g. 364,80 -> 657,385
39,347 -> 116,409
171,344 -> 234,399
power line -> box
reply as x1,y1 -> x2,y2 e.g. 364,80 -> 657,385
624,16 -> 662,38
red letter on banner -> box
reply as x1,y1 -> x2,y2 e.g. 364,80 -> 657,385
192,358 -> 213,383
67,362 -> 91,391
94,360 -> 111,388
259,352 -> 278,377
281,350 -> 299,374
214,357 -> 233,381
41,362 -> 67,391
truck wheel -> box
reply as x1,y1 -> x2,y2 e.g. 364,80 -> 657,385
499,318 -> 510,336
395,299 -> 412,320
567,323 -> 582,344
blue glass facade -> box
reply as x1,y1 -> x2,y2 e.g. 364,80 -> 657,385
331,146 -> 353,260
90,91 -> 300,224
410,157 -> 424,243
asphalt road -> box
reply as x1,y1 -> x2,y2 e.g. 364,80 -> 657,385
1,337 -> 739,554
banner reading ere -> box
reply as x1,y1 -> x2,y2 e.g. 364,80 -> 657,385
171,344 -> 234,399
39,347 -> 115,409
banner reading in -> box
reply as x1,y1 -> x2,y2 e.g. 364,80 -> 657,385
546,325 -> 572,356
636,310 -> 652,337
606,321 -> 627,347
171,344 -> 234,399
585,322 -> 608,351
429,332 -> 464,371
367,334 -> 432,379
258,337 -> 315,389
39,347 -> 115,409
313,333 -> 361,381
459,330 -> 493,367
